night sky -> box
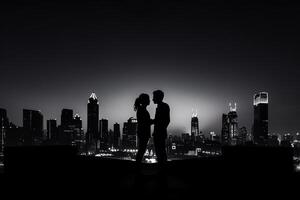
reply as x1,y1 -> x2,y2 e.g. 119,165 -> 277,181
1,1 -> 300,135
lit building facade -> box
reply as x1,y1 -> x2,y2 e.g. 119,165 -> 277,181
87,92 -> 99,147
253,92 -> 268,144
0,108 -> 9,152
221,103 -> 238,145
228,103 -> 238,145
191,112 -> 199,144
122,117 -> 138,149
221,114 -> 230,145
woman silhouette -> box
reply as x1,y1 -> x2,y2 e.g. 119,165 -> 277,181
134,93 -> 151,167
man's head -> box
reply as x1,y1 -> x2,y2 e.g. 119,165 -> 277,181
153,90 -> 164,104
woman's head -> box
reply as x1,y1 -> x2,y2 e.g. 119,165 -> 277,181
134,93 -> 150,111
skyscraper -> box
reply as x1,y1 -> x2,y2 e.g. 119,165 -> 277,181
73,114 -> 84,151
23,109 -> 43,145
61,109 -> 73,128
191,112 -> 199,144
6,122 -> 23,146
73,114 -> 82,129
122,117 -> 138,149
113,123 -> 121,148
99,119 -> 108,139
47,119 -> 57,141
221,114 -> 230,145
253,92 -> 268,144
221,103 -> 238,145
59,109 -> 74,145
228,103 -> 238,145
87,92 -> 99,147
0,108 -> 9,152
238,126 -> 247,145
99,118 -> 108,150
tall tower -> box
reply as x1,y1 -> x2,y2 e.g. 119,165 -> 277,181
113,123 -> 121,148
59,109 -> 74,145
23,109 -> 43,145
47,119 -> 57,141
191,110 -> 199,145
99,118 -> 108,150
87,92 -> 99,146
73,114 -> 84,151
0,108 -> 9,153
253,92 -> 268,144
221,103 -> 238,145
228,102 -> 238,145
191,111 -> 199,136
221,114 -> 229,145
61,109 -> 73,128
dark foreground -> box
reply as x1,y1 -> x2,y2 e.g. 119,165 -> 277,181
0,145 -> 298,199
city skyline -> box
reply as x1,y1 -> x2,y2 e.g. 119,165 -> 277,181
1,1 -> 300,135
0,90 -> 299,137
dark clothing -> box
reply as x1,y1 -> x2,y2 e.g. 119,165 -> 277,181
154,135 -> 167,164
153,102 -> 170,138
136,136 -> 150,164
153,102 -> 170,164
136,107 -> 151,164
136,107 -> 151,138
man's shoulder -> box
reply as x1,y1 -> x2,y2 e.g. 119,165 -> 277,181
162,102 -> 170,110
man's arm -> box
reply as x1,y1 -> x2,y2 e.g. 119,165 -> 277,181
163,104 -> 170,129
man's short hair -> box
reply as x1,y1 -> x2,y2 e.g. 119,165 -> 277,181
153,90 -> 164,101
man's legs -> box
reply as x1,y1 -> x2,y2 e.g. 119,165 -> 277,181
154,135 -> 167,165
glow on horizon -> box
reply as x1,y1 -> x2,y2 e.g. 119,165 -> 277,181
4,89 -> 228,136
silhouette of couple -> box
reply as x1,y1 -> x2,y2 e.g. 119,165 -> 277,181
134,90 -> 170,169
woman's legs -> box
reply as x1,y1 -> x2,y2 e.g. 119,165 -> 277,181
136,137 -> 149,164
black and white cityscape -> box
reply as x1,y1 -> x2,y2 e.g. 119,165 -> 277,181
1,0 -> 300,198
1,91 -> 300,165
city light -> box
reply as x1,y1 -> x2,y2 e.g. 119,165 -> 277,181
145,158 -> 157,163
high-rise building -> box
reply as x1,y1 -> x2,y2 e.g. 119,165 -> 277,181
99,118 -> 108,150
6,123 -> 23,146
237,126 -> 247,145
122,117 -> 137,149
221,103 -> 238,145
253,92 -> 268,144
0,108 -> 9,152
99,119 -> 108,139
59,109 -> 74,145
61,109 -> 73,128
113,123 -> 121,148
47,119 -> 57,141
221,114 -> 230,145
23,109 -> 43,144
73,114 -> 84,151
228,103 -> 238,145
73,114 -> 82,129
87,92 -> 99,146
108,129 -> 114,149
191,112 -> 199,144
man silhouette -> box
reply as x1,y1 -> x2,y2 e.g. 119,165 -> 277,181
152,90 -> 170,167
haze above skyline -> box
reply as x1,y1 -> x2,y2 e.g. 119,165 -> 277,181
1,1 -> 300,135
